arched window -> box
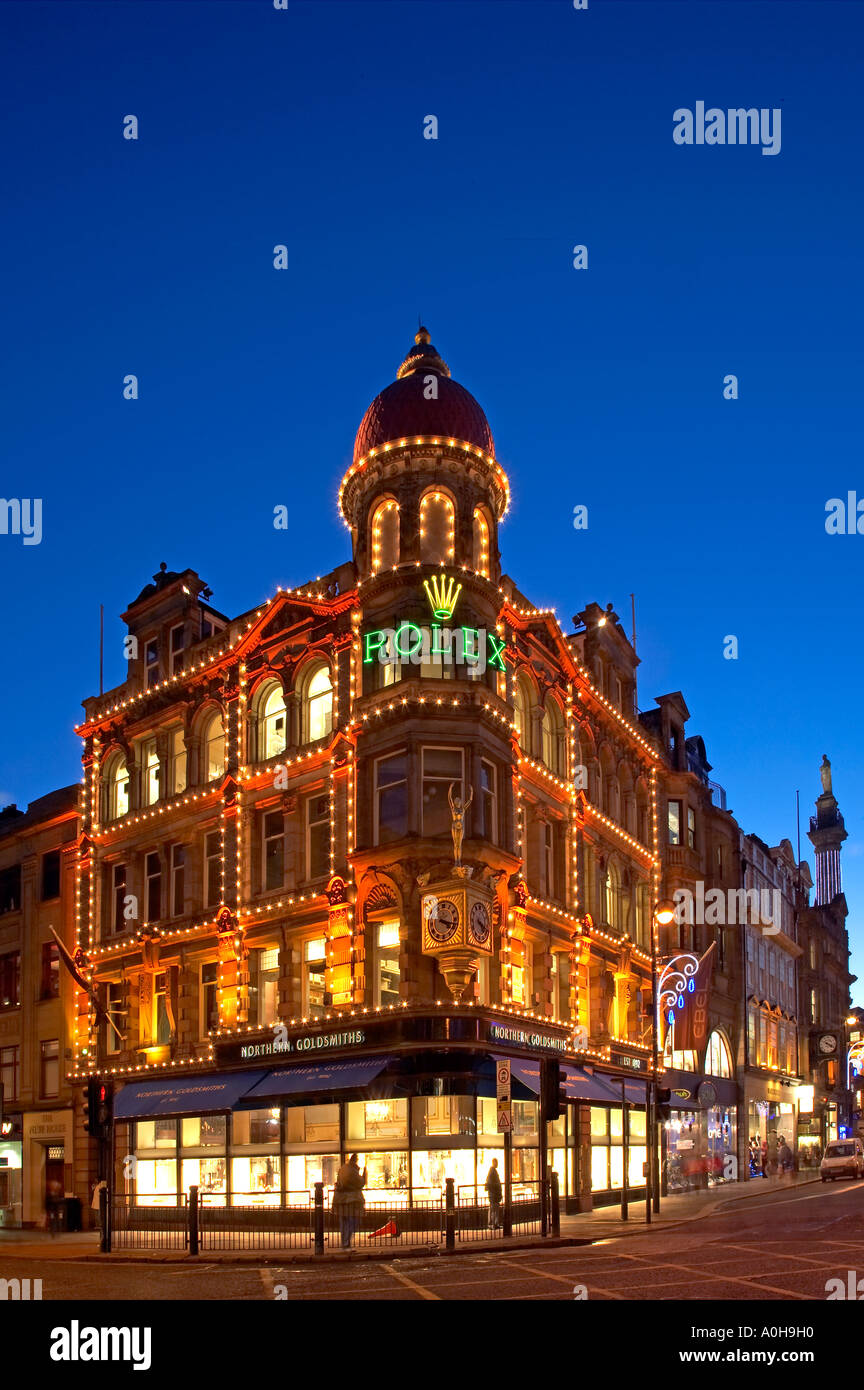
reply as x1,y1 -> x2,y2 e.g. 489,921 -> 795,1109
203,712 -> 225,782
371,499 -> 400,573
472,507 -> 490,577
605,861 -> 621,930
705,1030 -> 733,1078
419,491 -> 455,564
541,701 -> 564,777
663,1020 -> 697,1073
108,754 -> 129,821
513,675 -> 535,754
303,664 -> 333,744
259,682 -> 287,760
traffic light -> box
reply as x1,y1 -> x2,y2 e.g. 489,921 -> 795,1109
541,1059 -> 567,1122
656,1087 -> 672,1106
84,1078 -> 113,1137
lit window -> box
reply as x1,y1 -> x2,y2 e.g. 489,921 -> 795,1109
169,727 -> 187,796
687,807 -> 696,850
105,982 -> 123,1055
304,666 -> 333,744
667,800 -> 681,846
422,747 -> 463,838
154,973 -> 172,1045
472,507 -> 490,577
419,491 -> 455,564
112,863 -> 127,934
203,713 -> 225,781
263,811 -> 284,891
261,683 -> 287,759
142,740 -> 160,806
200,962 -> 219,1036
371,499 -> 400,572
304,938 -> 327,1018
376,920 -> 400,1006
110,758 -> 129,820
249,947 -> 280,1028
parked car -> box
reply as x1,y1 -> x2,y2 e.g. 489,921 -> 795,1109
820,1138 -> 864,1181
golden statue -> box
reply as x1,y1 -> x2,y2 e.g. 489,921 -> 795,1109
448,782 -> 473,867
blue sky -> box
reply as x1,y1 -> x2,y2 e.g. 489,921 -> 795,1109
1,0 -> 862,981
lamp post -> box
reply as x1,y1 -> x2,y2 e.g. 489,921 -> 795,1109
648,899 -> 676,1219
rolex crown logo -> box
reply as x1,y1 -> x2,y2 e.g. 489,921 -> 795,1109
424,574 -> 462,620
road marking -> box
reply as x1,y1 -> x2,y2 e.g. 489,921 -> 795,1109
259,1268 -> 275,1297
383,1265 -> 441,1300
506,1259 -> 627,1299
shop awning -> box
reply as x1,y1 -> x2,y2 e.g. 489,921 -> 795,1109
495,1060 -> 647,1107
242,1057 -> 394,1102
114,1070 -> 268,1119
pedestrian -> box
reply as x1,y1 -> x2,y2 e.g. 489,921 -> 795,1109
760,1137 -> 768,1177
778,1137 -> 793,1178
91,1179 -> 107,1239
485,1158 -> 503,1230
766,1133 -> 778,1177
45,1178 -> 63,1237
332,1153 -> 366,1249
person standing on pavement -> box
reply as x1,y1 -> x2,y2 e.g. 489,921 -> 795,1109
45,1177 -> 63,1237
485,1158 -> 503,1230
778,1137 -> 793,1178
332,1153 -> 366,1249
766,1133 -> 779,1177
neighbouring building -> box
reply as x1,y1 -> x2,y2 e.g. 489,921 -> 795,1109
0,787 -> 82,1228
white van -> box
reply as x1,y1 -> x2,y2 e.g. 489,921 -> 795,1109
820,1138 -> 864,1181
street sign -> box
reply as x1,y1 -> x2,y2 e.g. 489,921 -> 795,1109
497,1108 -> 512,1132
496,1060 -> 511,1103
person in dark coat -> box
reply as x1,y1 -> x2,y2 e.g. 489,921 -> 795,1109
332,1153 -> 367,1248
485,1158 -> 503,1230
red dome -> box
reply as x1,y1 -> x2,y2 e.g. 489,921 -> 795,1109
353,328 -> 495,464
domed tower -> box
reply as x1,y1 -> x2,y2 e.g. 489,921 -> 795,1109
340,327 -> 508,584
342,328 -> 518,1004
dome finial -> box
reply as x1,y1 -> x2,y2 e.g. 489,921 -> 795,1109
415,323 -> 431,346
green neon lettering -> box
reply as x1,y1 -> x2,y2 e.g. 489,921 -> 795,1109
430,624 -> 449,657
363,630 -> 388,664
394,622 -> 424,660
487,633 -> 506,671
461,627 -> 481,664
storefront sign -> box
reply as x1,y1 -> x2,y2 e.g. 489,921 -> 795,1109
488,1024 -> 568,1052
237,1029 -> 366,1061
609,1048 -> 649,1073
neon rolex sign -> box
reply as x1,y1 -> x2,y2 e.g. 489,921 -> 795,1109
362,574 -> 506,675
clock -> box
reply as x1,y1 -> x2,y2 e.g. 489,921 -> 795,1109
818,1033 -> 839,1056
427,898 -> 459,944
469,900 -> 491,945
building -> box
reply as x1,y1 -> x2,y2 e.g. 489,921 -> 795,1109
0,786 -> 82,1228
797,757 -> 855,1148
74,327 -> 665,1220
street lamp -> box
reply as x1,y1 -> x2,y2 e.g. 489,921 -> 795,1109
648,899 -> 677,1218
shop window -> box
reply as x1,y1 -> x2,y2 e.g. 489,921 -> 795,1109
346,1098 -> 408,1144
134,1159 -> 176,1204
181,1115 -> 226,1149
411,1096 -> 475,1139
182,1157 -> 227,1204
512,1100 -> 538,1140
422,747 -> 463,838
170,843 -> 185,916
0,952 -> 21,1009
478,1098 -> 504,1140
142,740 -> 160,807
145,852 -> 162,923
249,947 -> 280,1029
231,1155 -> 280,1205
361,1151 -> 410,1194
412,1149 -> 473,1199
283,1153 -> 340,1199
303,938 -> 327,1017
233,1109 -> 280,1147
40,1039 -> 59,1098
40,943 -> 60,999
284,1103 -> 340,1146
203,712 -> 225,782
169,727 -> 187,795
204,831 -> 221,908
374,751 -> 408,843
374,919 -> 400,1006
200,962 -> 219,1036
137,1119 -> 177,1151
41,850 -> 61,901
306,795 -> 330,880
705,1030 -> 733,1078
667,800 -> 681,846
264,810 -> 285,891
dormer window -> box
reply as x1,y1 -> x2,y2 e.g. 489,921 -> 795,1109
145,638 -> 160,687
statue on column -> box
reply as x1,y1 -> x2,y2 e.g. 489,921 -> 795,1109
448,782 -> 473,867
820,754 -> 833,795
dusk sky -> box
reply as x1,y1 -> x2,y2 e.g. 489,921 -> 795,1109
2,1 -> 862,978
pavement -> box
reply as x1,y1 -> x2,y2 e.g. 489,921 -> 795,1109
0,1170 -> 822,1265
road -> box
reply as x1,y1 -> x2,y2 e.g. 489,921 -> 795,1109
3,1179 -> 863,1300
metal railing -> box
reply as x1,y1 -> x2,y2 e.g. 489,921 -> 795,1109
105,1174 -> 559,1253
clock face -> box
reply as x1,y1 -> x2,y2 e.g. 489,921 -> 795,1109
819,1033 -> 838,1055
428,897 -> 459,943
470,901 -> 491,944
